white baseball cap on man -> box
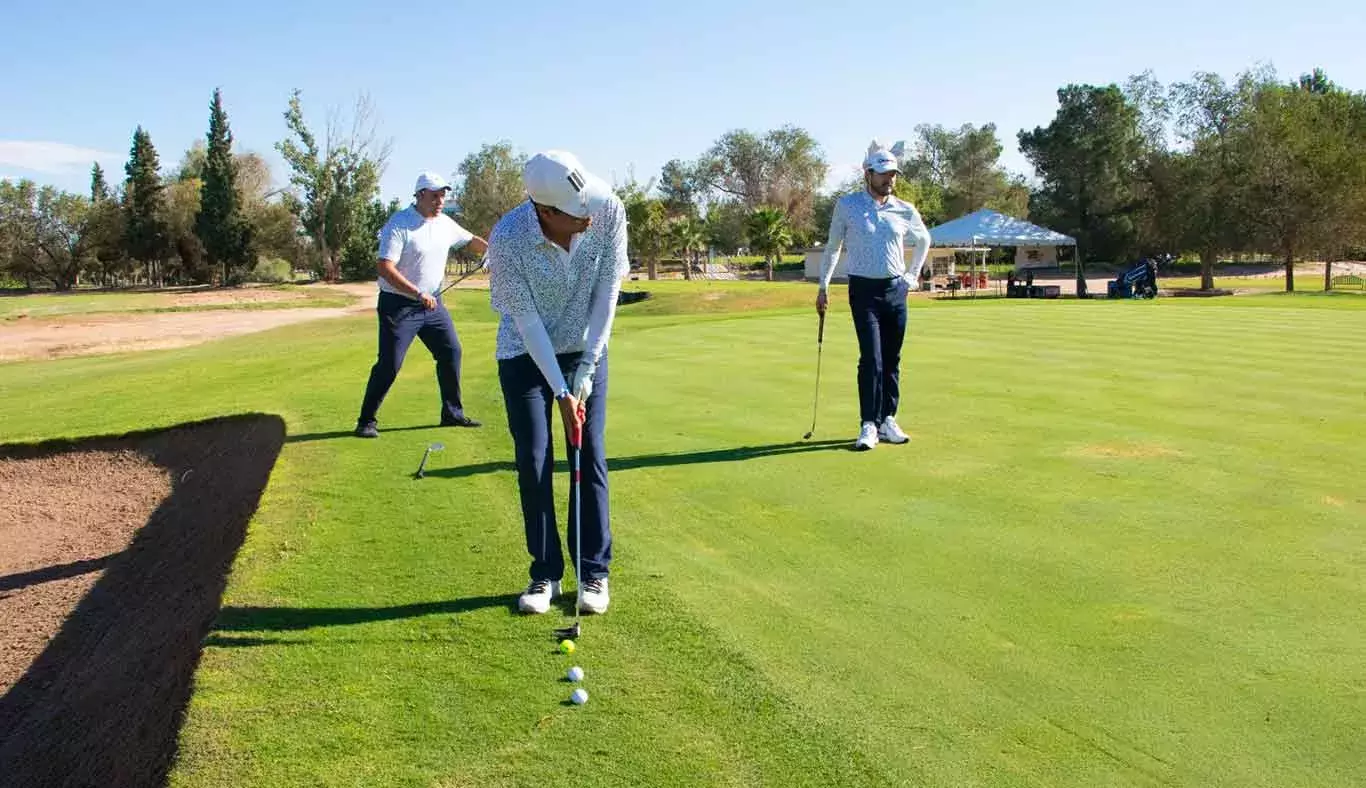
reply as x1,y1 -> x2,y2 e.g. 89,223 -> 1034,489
414,171 -> 451,193
523,151 -> 611,219
863,139 -> 900,174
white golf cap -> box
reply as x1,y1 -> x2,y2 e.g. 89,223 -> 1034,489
523,150 -> 610,219
864,148 -> 900,174
414,171 -> 451,193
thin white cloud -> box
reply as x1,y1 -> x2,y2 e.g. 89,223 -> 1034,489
0,140 -> 121,175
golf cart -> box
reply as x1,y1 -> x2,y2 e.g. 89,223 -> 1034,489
1107,257 -> 1161,299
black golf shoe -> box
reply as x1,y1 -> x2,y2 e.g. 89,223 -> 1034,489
355,420 -> 380,438
441,414 -> 482,428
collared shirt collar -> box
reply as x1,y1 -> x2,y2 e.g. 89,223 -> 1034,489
525,200 -> 582,257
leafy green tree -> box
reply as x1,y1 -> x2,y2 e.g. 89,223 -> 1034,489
451,141 -> 526,239
658,159 -> 703,218
340,197 -> 402,281
695,126 -> 827,236
276,89 -> 387,281
0,180 -> 95,290
704,201 -> 748,255
1019,84 -> 1146,295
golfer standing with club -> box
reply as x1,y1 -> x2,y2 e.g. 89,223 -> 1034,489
354,172 -> 489,438
487,151 -> 628,616
816,140 -> 931,450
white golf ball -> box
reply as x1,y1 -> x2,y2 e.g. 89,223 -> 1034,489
567,666 -> 585,682
571,688 -> 588,705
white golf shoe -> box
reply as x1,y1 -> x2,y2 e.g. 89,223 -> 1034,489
578,578 -> 610,614
878,416 -> 910,444
854,421 -> 879,451
518,579 -> 560,614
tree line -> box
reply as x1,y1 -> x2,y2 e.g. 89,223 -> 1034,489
1022,66 -> 1366,292
3,64 -> 1363,293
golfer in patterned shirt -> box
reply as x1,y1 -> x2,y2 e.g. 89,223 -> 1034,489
817,139 -> 932,451
487,151 -> 629,616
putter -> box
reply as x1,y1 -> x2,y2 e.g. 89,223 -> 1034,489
437,256 -> 489,297
414,441 -> 444,478
802,309 -> 826,440
553,419 -> 585,641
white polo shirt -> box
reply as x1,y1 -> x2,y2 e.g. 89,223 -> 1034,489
819,190 -> 931,291
488,198 -> 629,360
376,206 -> 475,297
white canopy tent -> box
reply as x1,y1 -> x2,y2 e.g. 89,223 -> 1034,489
926,209 -> 1077,296
931,209 -> 1075,267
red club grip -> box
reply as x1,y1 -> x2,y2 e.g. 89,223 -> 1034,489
570,421 -> 583,449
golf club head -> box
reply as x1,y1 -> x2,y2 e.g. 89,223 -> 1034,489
802,430 -> 813,440
554,622 -> 580,640
414,443 -> 445,479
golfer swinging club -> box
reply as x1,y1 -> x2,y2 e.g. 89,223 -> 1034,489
487,151 -> 628,616
816,140 -> 931,451
354,172 -> 489,438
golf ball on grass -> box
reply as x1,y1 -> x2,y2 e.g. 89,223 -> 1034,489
559,639 -> 575,654
571,688 -> 588,705
567,666 -> 584,682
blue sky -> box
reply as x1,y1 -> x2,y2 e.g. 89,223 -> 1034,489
2,0 -> 1362,203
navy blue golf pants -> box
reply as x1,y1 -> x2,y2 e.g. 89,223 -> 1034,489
848,275 -> 908,424
498,351 -> 611,583
358,291 -> 466,425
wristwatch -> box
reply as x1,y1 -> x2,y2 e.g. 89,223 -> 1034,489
555,386 -> 571,401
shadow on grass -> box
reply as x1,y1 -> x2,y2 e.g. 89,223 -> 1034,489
285,424 -> 450,444
424,439 -> 850,480
0,414 -> 285,788
212,594 -> 521,633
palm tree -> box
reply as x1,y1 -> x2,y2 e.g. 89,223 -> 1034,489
666,216 -> 708,280
746,207 -> 793,281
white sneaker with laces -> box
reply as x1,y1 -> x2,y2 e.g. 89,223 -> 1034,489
854,421 -> 879,451
518,579 -> 560,614
578,577 -> 610,614
878,416 -> 910,444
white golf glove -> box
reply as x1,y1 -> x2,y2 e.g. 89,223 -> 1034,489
571,361 -> 595,402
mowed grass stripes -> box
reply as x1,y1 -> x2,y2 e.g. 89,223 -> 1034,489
1,283 -> 1362,787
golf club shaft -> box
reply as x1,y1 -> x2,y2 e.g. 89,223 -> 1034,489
572,422 -> 582,631
416,448 -> 432,477
805,311 -> 825,437
438,257 -> 488,296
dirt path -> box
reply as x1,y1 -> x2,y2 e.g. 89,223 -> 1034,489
0,281 -> 504,363
0,306 -> 361,362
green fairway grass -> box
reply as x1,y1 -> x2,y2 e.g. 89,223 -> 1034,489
2,283 -> 1363,786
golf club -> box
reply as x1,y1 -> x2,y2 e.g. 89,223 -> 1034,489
437,256 -> 489,297
414,441 -> 445,478
553,418 -> 584,641
801,309 -> 826,440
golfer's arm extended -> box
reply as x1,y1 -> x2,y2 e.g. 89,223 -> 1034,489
819,203 -> 847,292
581,275 -> 623,373
512,313 -> 570,394
377,259 -> 423,297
